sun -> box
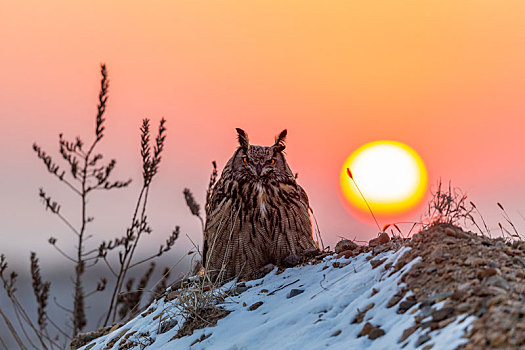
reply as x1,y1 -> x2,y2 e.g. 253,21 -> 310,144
340,140 -> 427,219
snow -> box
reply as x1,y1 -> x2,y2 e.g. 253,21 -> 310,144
80,247 -> 475,350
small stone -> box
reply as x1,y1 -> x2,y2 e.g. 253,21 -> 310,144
259,264 -> 276,276
488,260 -> 499,268
232,285 -> 249,295
477,267 -> 498,279
369,232 -> 390,247
248,301 -> 263,311
370,288 -> 379,296
487,294 -> 506,307
399,326 -> 417,343
456,303 -> 470,313
397,300 -> 417,314
358,322 -> 373,337
445,227 -> 456,237
331,330 -> 342,337
370,258 -> 387,269
365,302 -> 375,311
282,254 -> 302,267
387,295 -> 402,308
343,250 -> 354,259
287,289 -> 304,298
373,245 -> 390,254
368,327 -> 385,340
301,249 -> 320,259
335,239 -> 358,253
489,332 -> 507,347
432,307 -> 455,322
416,334 -> 431,346
485,275 -> 510,290
437,316 -> 456,329
419,306 -> 433,318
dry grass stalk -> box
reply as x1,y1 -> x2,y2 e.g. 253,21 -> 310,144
1,65 -> 181,348
100,118 -> 180,327
184,188 -> 204,231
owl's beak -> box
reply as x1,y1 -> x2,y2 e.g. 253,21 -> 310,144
256,163 -> 263,176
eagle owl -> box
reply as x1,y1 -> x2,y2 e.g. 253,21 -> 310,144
203,128 -> 319,280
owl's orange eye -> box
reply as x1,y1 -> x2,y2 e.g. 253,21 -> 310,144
268,159 -> 275,165
243,156 -> 248,163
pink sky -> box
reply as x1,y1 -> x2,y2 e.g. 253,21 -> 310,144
1,1 -> 524,266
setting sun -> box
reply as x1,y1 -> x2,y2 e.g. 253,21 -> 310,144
340,140 -> 428,220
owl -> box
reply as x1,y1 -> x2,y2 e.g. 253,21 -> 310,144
203,128 -> 319,281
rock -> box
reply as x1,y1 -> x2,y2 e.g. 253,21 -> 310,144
282,254 -> 302,267
259,264 -> 276,276
387,295 -> 402,308
301,249 -> 320,259
399,326 -> 417,342
456,303 -> 470,313
416,334 -> 431,346
419,305 -> 433,318
248,301 -> 263,311
477,267 -> 498,279
373,245 -> 390,254
370,258 -> 387,269
335,239 -> 358,253
369,232 -> 390,247
287,289 -> 304,298
231,284 -> 249,295
488,332 -> 507,347
445,227 -> 456,237
358,322 -> 374,337
488,260 -> 499,268
357,322 -> 385,340
428,245 -> 445,263
337,249 -> 355,259
487,294 -> 506,307
432,307 -> 455,322
485,275 -> 510,290
397,300 -> 417,314
368,327 -> 385,340
352,303 -> 374,324
438,316 -> 456,329
331,330 -> 342,337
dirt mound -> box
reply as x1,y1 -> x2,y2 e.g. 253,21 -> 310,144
391,223 -> 525,349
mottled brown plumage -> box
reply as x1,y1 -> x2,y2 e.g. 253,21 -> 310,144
203,128 -> 319,281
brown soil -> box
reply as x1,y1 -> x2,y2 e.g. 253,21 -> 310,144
389,223 -> 525,349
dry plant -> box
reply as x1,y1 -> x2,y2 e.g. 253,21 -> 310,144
0,65 -> 180,348
423,179 -> 476,229
166,275 -> 231,340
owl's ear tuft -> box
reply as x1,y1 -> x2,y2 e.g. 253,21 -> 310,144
236,128 -> 250,150
273,129 -> 287,152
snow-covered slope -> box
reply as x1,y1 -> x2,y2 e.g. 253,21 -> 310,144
79,247 -> 474,350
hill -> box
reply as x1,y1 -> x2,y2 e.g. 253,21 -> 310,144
73,224 -> 525,349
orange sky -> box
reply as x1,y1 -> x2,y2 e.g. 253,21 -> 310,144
1,1 -> 524,265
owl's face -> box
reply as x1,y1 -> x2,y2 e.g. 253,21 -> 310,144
231,128 -> 293,182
